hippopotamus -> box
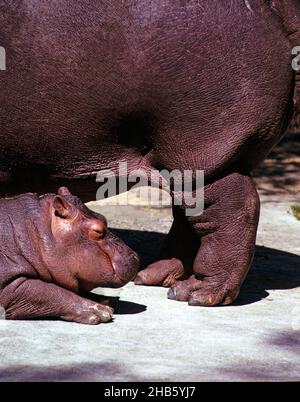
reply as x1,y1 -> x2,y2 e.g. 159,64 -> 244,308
0,1 -> 299,307
0,187 -> 139,323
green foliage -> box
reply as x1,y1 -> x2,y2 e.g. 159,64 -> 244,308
291,204 -> 300,220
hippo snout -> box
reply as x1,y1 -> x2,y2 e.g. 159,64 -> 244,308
101,232 -> 140,286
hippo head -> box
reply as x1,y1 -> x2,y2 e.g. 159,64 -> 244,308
40,187 -> 139,291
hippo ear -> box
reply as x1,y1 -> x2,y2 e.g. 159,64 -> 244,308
53,196 -> 73,219
57,186 -> 72,196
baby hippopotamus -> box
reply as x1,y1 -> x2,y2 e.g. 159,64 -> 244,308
0,187 -> 139,324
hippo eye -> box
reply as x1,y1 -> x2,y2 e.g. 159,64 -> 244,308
88,227 -> 106,241
93,228 -> 106,240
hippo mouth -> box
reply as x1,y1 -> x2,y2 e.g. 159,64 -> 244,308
100,233 -> 140,287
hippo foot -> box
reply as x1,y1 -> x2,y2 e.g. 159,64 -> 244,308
134,258 -> 185,287
72,302 -> 114,325
167,275 -> 240,306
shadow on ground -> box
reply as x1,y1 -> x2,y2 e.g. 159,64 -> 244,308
268,330 -> 300,354
235,246 -> 300,305
0,362 -> 143,382
1,340 -> 299,381
112,228 -> 300,307
82,291 -> 147,315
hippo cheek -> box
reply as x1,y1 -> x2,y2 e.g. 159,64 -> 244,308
76,251 -> 118,291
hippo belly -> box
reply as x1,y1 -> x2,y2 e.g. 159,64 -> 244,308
0,0 -> 295,200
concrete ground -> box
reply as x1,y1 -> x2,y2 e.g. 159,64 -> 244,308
0,191 -> 299,382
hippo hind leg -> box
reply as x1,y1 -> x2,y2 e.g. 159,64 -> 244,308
168,173 -> 260,306
136,172 -> 260,306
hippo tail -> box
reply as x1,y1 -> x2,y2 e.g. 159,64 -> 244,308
271,0 -> 300,127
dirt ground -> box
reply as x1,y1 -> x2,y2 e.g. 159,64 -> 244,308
253,129 -> 300,203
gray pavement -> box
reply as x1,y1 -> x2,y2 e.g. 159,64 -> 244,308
0,196 -> 299,382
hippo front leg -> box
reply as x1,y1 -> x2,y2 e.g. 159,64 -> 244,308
135,203 -> 199,286
135,258 -> 185,287
0,278 -> 113,324
168,173 -> 260,306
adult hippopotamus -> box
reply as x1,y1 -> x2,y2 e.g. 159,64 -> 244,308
0,1 -> 299,306
0,187 -> 139,323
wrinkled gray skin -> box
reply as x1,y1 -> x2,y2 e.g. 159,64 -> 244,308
0,1 -> 299,307
0,187 -> 139,324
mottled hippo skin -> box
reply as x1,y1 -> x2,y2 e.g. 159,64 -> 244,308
0,187 -> 139,323
0,1 -> 299,306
